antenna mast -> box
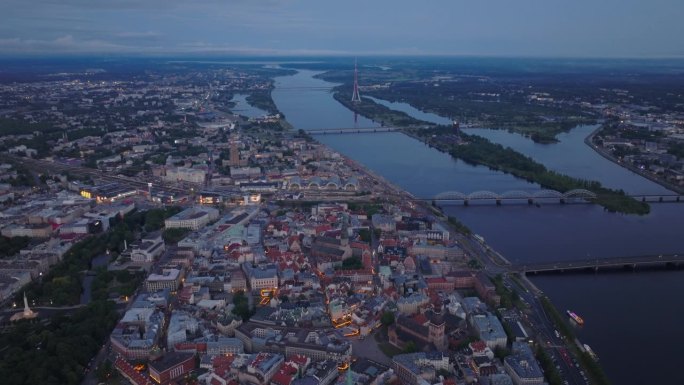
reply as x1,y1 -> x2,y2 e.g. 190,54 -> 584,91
351,58 -> 361,103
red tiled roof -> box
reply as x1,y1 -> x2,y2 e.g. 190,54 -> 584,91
412,313 -> 429,325
115,357 -> 155,385
470,340 -> 487,352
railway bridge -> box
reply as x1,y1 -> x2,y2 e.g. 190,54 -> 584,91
432,189 -> 682,205
433,189 -> 598,205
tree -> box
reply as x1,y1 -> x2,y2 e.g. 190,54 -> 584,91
163,228 -> 190,244
494,346 -> 511,360
335,256 -> 363,271
467,259 -> 482,269
232,290 -> 252,321
0,236 -> 30,258
403,341 -> 418,353
381,311 -> 395,326
95,360 -> 114,382
358,229 -> 371,242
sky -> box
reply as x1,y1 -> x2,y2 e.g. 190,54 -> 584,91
1,0 -> 683,58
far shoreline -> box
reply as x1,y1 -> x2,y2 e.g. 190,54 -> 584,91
584,125 -> 684,195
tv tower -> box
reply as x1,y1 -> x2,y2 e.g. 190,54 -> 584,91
351,58 -> 361,103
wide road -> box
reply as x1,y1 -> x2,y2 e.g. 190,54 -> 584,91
448,217 -> 589,384
507,274 -> 589,385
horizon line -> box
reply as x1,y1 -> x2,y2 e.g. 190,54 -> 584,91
1,52 -> 684,61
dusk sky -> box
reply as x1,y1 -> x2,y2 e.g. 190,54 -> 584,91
2,0 -> 683,57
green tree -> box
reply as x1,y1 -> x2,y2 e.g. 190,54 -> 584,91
163,228 -> 191,244
381,311 -> 395,326
95,360 -> 114,382
494,346 -> 511,360
232,290 -> 252,321
0,236 -> 30,258
403,341 -> 418,353
358,229 -> 371,242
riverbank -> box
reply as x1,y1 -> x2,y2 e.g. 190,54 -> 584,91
404,125 -> 650,215
326,89 -> 650,214
585,125 -> 684,195
332,91 -> 428,128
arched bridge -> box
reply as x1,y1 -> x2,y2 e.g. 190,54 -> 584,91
433,189 -> 597,205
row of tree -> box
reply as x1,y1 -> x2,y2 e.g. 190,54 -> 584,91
20,207 -> 181,306
0,300 -> 120,385
415,127 -> 650,215
0,235 -> 30,258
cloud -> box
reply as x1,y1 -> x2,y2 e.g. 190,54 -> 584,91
1,1 -> 682,57
0,35 -> 137,54
177,41 -> 352,56
3,0 -> 288,12
114,31 -> 162,39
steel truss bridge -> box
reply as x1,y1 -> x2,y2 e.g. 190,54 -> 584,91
432,189 -> 683,205
433,189 -> 598,205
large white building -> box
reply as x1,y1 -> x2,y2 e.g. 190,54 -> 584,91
230,166 -> 262,178
167,311 -> 199,348
397,293 -> 429,315
472,313 -> 508,349
165,206 -> 219,230
242,263 -> 278,291
146,268 -> 183,292
206,337 -> 243,355
393,352 -> 449,385
164,167 -> 207,184
131,233 -> 165,263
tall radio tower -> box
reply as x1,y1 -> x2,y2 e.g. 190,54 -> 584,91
351,58 -> 361,103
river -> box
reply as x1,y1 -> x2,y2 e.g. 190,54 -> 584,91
230,94 -> 270,119
271,69 -> 684,385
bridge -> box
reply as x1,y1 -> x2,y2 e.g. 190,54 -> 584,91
433,189 -> 683,205
306,127 -> 400,135
513,253 -> 684,274
433,189 -> 598,205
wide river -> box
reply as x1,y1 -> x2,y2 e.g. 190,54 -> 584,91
271,69 -> 684,385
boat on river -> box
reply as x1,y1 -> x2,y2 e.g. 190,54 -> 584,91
567,310 -> 584,325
